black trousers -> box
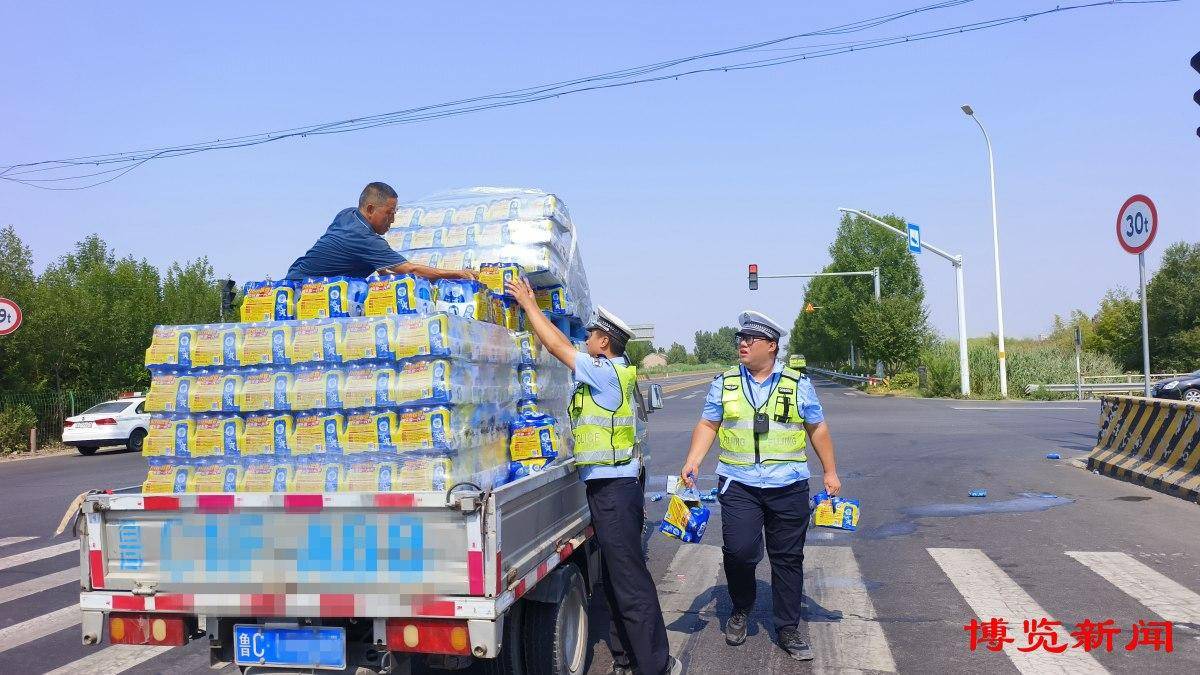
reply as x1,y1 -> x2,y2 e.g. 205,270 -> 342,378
717,477 -> 811,630
586,477 -> 669,675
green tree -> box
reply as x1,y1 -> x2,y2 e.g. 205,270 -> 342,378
624,340 -> 655,367
1146,242 -> 1200,372
790,212 -> 929,370
694,326 -> 738,364
666,342 -> 689,364
161,258 -> 222,326
1091,289 -> 1140,371
0,226 -> 36,391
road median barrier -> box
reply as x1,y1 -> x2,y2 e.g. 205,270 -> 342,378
1088,395 -> 1200,501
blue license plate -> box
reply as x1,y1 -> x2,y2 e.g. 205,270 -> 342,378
233,625 -> 347,670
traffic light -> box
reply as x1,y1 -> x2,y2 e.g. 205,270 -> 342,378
219,279 -> 236,316
1193,51 -> 1200,138
748,264 -> 758,291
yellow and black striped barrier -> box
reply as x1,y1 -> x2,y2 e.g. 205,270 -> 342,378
1089,395 -> 1200,501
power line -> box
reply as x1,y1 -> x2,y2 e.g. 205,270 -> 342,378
0,0 -> 1176,190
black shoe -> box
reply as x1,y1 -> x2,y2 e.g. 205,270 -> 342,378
777,627 -> 814,661
725,611 -> 748,646
610,665 -> 634,675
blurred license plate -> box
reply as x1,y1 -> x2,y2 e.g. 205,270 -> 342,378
74,422 -> 94,428
233,625 -> 346,670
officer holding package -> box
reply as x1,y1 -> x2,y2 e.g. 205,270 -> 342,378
679,311 -> 840,661
506,277 -> 681,675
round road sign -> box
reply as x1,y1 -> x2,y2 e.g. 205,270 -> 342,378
1116,194 -> 1157,255
0,298 -> 22,335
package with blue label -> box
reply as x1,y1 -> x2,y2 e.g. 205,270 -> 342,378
363,274 -> 433,316
508,412 -> 560,463
810,491 -> 861,531
144,413 -> 194,457
659,494 -> 710,543
240,324 -> 293,366
342,365 -> 398,409
187,370 -> 242,413
241,413 -> 294,456
477,262 -> 524,297
241,280 -> 300,323
145,326 -> 197,370
344,409 -> 400,454
191,414 -> 244,458
297,276 -> 367,320
291,321 -> 345,365
187,457 -> 243,493
291,367 -> 345,411
292,411 -> 346,456
145,370 -> 196,413
435,279 -> 495,323
394,359 -> 515,406
340,316 -> 395,362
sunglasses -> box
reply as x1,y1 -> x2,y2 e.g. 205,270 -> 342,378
735,333 -> 773,346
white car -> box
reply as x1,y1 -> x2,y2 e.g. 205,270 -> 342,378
62,395 -> 150,456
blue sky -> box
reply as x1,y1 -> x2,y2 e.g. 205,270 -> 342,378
2,1 -> 1197,349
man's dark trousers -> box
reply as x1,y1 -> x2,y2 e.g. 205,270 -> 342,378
586,476 -> 669,674
717,477 -> 811,630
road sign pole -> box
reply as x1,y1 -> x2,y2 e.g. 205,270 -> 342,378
954,258 -> 970,396
1074,326 -> 1084,401
872,267 -> 884,378
1138,251 -> 1151,397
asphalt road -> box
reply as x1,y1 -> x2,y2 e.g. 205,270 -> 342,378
2,376 -> 1199,674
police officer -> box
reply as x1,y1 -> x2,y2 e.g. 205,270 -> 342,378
679,311 -> 840,661
506,278 -> 681,675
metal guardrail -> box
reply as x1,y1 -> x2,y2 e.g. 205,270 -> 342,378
1025,382 -> 1152,395
808,367 -> 878,385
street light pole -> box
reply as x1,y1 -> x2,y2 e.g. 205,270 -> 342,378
961,105 -> 1008,398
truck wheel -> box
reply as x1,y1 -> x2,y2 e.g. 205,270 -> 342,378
76,446 -> 98,456
522,564 -> 588,675
127,428 -> 147,453
478,599 -> 524,675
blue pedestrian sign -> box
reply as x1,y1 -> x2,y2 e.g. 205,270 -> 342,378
907,223 -> 922,254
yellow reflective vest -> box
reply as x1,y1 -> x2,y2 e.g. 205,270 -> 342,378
569,360 -> 637,466
717,366 -> 808,466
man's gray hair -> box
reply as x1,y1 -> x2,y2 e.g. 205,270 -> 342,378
359,182 -> 398,209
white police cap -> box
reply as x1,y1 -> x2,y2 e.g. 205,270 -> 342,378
588,305 -> 634,343
737,310 -> 784,341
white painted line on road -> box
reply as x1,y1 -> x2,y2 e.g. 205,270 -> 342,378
928,548 -> 1106,674
841,391 -> 856,397
950,406 -> 1087,411
659,543 -> 724,657
0,604 -> 80,653
806,546 -> 897,673
1066,551 -> 1200,624
665,395 -> 679,400
0,540 -> 78,572
0,567 -> 78,605
44,644 -> 172,675
0,536 -> 39,549
682,392 -> 699,400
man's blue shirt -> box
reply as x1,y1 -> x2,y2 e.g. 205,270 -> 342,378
285,208 -> 406,280
574,354 -> 641,482
702,361 -> 823,489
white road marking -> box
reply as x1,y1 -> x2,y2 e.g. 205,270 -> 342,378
841,391 -> 856,397
928,548 -> 1106,674
658,543 -> 724,657
665,395 -> 679,400
44,644 -> 172,675
0,567 -> 78,605
0,536 -> 39,549
0,540 -> 78,571
805,546 -> 897,673
950,406 -> 1087,411
0,604 -> 80,653
1066,551 -> 1200,624
682,392 -> 699,400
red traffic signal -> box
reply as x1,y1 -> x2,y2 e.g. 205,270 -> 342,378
748,264 -> 759,291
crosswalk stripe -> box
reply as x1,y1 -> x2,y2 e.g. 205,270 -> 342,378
0,540 -> 78,572
0,567 -> 79,605
658,543 -> 724,657
44,644 -> 172,675
682,392 -> 699,400
928,548 -> 1107,674
0,604 -> 80,653
0,536 -> 39,549
805,546 -> 897,673
1066,551 -> 1200,624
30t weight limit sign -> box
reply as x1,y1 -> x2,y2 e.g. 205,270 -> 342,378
1115,194 -> 1158,397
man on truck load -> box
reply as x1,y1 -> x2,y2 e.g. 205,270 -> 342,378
787,352 -> 807,375
506,277 -> 681,675
285,181 -> 477,281
679,311 -> 841,662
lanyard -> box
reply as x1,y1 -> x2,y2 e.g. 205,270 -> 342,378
741,367 -> 777,411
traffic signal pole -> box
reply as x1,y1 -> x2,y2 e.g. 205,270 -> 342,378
752,267 -> 884,379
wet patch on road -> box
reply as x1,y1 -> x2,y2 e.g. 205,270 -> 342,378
862,492 -> 1073,539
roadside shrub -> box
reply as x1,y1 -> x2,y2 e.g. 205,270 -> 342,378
890,372 -> 919,389
919,339 -> 1121,399
0,404 -> 37,454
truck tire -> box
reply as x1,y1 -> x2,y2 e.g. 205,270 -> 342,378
76,446 -> 98,456
127,428 -> 147,453
478,599 -> 525,675
521,564 -> 588,675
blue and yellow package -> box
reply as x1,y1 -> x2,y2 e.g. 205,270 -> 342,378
241,413 -> 293,456
394,360 -> 453,406
220,326 -> 243,368
187,457 -> 243,493
344,409 -> 399,454
241,280 -> 299,322
144,414 -> 193,457
478,263 -> 523,296
395,455 -> 453,492
145,325 -> 195,369
496,296 -> 524,331
289,457 -> 343,493
240,368 -> 293,412
513,332 -> 541,366
508,413 -> 559,462
146,371 -> 196,413
240,324 -> 293,366
435,279 -> 492,321
810,491 -> 861,531
341,317 -> 394,362
508,457 -> 553,481
292,411 -> 346,455
404,226 -> 445,250
535,286 -> 570,315
364,275 -> 433,316
188,371 -> 224,413
143,456 -> 192,494
190,327 -> 225,368
291,321 -> 344,365
191,414 -> 243,458
399,406 -> 454,451
341,454 -> 396,492
394,314 -> 452,359
297,276 -> 367,320
342,366 -> 397,409
292,367 -> 344,410
518,366 -> 538,400
239,457 -> 293,492
442,224 -> 474,247
659,494 -> 710,543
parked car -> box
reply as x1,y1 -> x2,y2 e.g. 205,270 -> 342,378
1151,371 -> 1200,404
61,395 -> 149,455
